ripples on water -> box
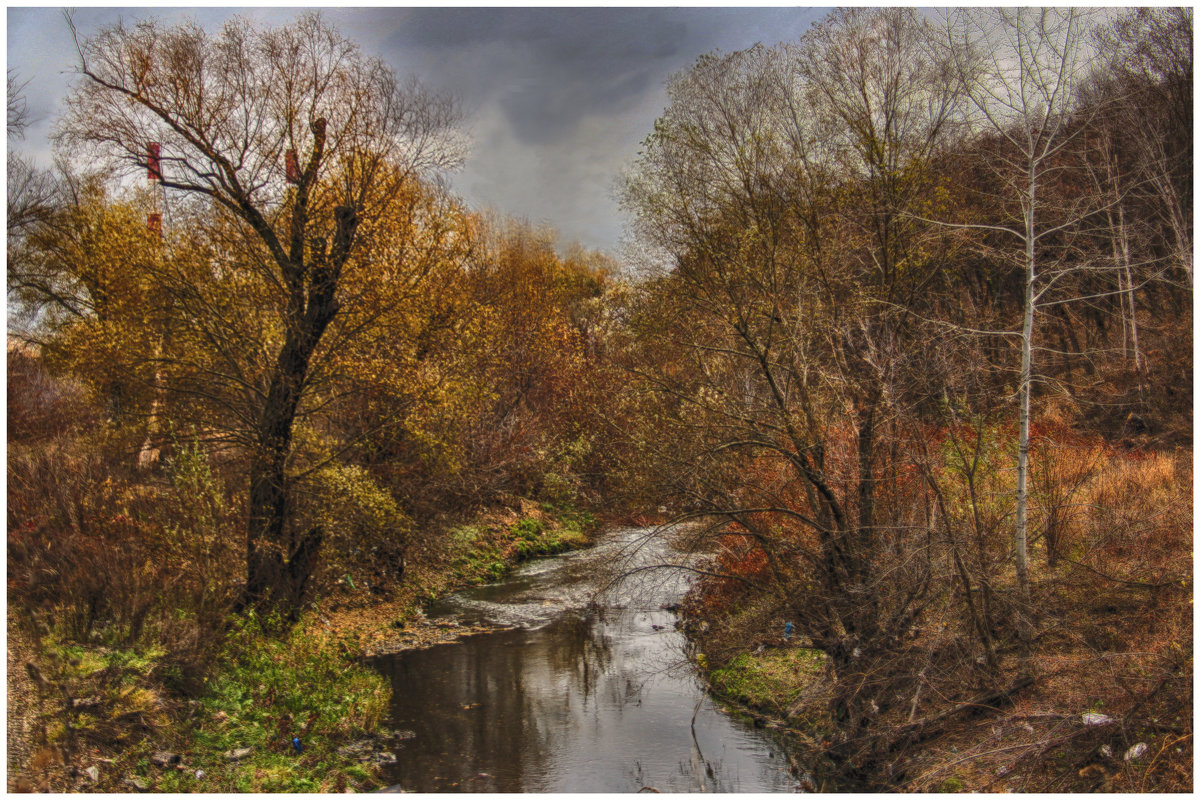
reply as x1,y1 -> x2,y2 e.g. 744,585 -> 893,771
370,527 -> 799,792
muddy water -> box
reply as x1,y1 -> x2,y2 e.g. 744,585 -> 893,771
370,527 -> 798,792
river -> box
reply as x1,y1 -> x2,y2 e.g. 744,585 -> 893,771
369,527 -> 800,792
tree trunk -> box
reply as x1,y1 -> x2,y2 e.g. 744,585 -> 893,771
1115,202 -> 1143,375
1014,173 -> 1035,640
237,205 -> 356,617
241,356 -> 308,617
137,329 -> 168,470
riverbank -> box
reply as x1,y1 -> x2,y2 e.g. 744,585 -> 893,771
316,499 -> 599,656
679,445 -> 1192,792
690,603 -> 1190,793
6,501 -> 599,793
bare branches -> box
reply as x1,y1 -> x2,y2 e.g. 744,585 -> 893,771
57,12 -> 462,280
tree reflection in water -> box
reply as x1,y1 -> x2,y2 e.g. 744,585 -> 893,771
371,528 -> 795,792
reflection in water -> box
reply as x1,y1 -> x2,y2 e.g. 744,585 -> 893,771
370,528 -> 797,792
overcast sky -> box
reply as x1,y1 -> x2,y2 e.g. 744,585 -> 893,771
8,6 -> 829,256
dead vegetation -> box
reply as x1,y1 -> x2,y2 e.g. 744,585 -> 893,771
684,443 -> 1192,792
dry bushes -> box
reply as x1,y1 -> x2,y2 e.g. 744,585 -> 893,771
8,440 -> 242,668
1068,448 -> 1190,586
679,430 -> 1191,791
896,442 -> 1193,792
8,352 -> 242,680
7,343 -> 96,445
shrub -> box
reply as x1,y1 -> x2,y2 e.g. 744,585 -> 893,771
297,464 -> 413,596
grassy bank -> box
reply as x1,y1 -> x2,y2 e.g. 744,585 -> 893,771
15,619 -> 389,793
333,500 -> 597,629
707,647 -> 827,722
443,505 -> 595,587
7,502 -> 599,792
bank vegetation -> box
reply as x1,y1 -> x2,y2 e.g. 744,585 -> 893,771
7,6 -> 1192,793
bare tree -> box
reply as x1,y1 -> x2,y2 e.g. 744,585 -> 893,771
940,8 -> 1105,623
798,7 -> 964,302
1080,117 -> 1144,377
7,72 -> 58,243
55,12 -> 462,616
1101,7 -> 1192,289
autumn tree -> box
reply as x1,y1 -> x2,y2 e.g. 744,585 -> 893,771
622,14 -> 969,749
55,12 -> 462,615
8,174 -> 168,430
331,214 -> 623,519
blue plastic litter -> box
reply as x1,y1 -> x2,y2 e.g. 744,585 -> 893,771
783,621 -> 794,641
292,737 -> 303,754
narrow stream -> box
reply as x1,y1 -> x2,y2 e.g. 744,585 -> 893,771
370,527 -> 799,792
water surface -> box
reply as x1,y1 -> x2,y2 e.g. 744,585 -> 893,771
371,527 -> 798,792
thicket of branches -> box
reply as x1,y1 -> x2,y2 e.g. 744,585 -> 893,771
619,7 -> 1190,788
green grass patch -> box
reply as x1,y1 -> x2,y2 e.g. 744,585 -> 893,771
450,539 -> 509,583
31,613 -> 391,793
148,616 -> 389,792
445,505 -> 596,587
708,647 -> 826,718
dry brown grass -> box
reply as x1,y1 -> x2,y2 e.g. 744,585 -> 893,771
896,443 -> 1193,792
682,438 -> 1192,792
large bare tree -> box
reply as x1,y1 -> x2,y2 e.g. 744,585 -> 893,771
622,11 -> 973,754
56,12 -> 462,615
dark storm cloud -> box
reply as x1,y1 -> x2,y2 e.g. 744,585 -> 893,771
377,7 -> 817,146
380,8 -> 691,145
8,6 -> 828,253
355,6 -> 827,250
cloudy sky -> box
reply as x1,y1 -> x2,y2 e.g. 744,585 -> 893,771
8,5 -> 829,255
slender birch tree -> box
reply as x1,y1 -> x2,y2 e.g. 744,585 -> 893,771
942,8 -> 1104,617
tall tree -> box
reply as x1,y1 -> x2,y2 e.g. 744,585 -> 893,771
56,12 -> 462,615
941,8 -> 1104,620
623,19 -> 964,747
